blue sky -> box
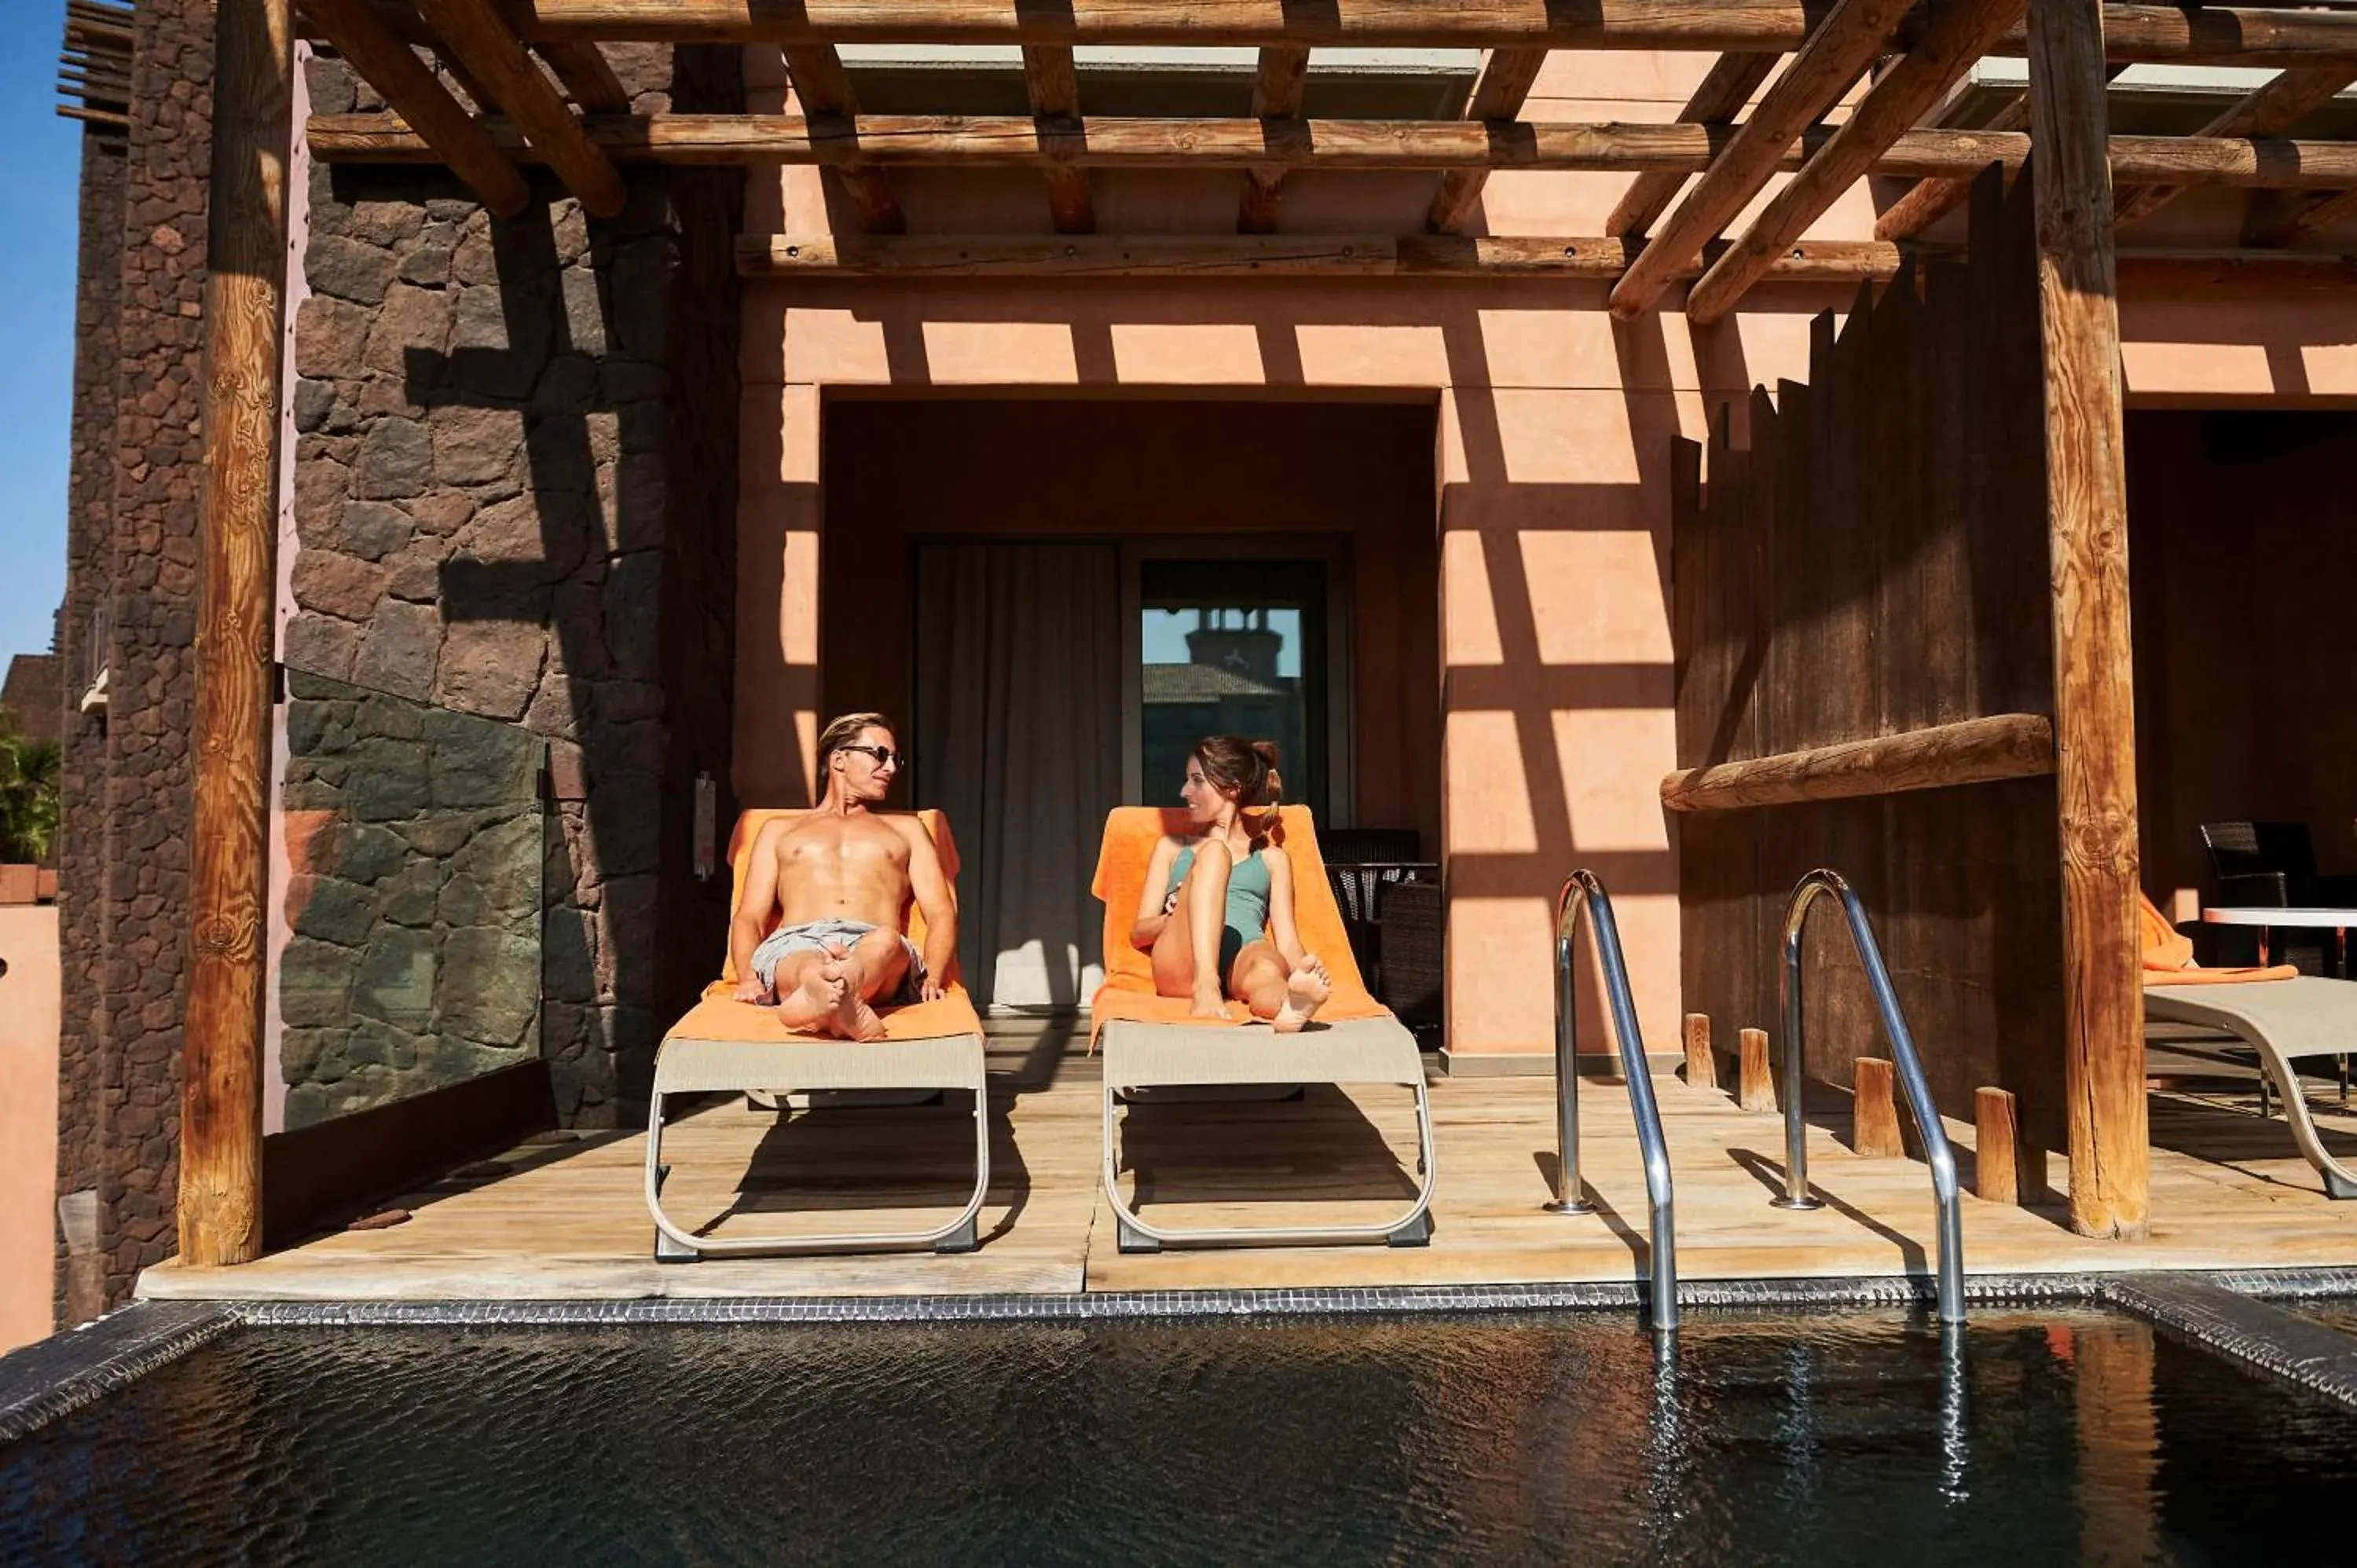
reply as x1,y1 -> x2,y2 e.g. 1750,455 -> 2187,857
0,4 -> 90,665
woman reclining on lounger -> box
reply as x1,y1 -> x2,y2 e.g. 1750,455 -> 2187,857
1129,736 -> 1332,1031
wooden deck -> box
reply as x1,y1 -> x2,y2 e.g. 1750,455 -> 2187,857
141,1026 -> 2357,1303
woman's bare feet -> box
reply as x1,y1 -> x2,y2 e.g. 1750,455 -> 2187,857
1271,954 -> 1331,1035
1189,987 -> 1230,1021
823,943 -> 889,1042
774,965 -> 848,1033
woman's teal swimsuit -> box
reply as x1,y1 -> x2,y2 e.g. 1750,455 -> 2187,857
1168,840 -> 1273,987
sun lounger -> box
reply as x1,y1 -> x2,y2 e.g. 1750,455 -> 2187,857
645,808 -> 988,1259
1090,805 -> 1436,1252
2144,978 -> 2357,1199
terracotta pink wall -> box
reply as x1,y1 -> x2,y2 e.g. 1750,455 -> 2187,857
1,906 -> 61,1352
734,46 -> 2357,1063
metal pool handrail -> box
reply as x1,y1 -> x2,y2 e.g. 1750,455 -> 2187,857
1776,868 -> 1966,1325
1548,870 -> 1679,1335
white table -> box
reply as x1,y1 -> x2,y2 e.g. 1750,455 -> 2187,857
2200,906 -> 2357,975
2196,907 -> 2357,1108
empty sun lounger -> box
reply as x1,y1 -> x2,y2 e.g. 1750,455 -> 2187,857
2144,978 -> 2357,1199
1090,805 -> 1436,1252
645,808 -> 988,1259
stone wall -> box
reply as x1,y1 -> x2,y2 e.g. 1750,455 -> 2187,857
52,0 -> 214,1318
277,672 -> 543,1127
53,110 -> 127,1328
50,20 -> 743,1324
281,44 -> 741,1125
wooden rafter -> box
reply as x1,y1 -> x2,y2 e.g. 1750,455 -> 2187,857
1022,46 -> 1094,233
310,111 -> 2357,195
1238,46 -> 1310,233
1687,0 -> 2025,325
781,44 -> 906,234
730,231 -> 2351,284
304,0 -> 530,215
60,0 -> 134,132
2113,63 -> 2357,227
736,233 -> 1904,279
1875,64 -> 2129,242
1607,53 -> 1782,239
414,0 -> 625,215
1427,49 -> 1549,234
431,43 -> 501,112
1607,0 -> 1914,321
534,37 -> 632,112
366,2 -> 2357,70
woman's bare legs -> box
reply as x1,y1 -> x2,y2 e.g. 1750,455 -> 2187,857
1232,943 -> 1332,1034
1151,838 -> 1234,1018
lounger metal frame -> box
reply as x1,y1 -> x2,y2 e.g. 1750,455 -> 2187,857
2146,980 -> 2357,1199
1099,1020 -> 1438,1251
644,1033 -> 989,1258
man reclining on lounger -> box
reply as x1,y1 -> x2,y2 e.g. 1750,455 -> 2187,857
728,712 -> 957,1040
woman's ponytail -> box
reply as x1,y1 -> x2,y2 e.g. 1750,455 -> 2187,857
1193,735 -> 1285,845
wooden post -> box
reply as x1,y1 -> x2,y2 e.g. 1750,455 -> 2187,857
2029,0 -> 2150,1240
1853,1057 -> 1904,1156
1738,1027 -> 1776,1112
1976,1086 -> 2036,1204
1683,1012 -> 1718,1090
182,0 -> 293,1268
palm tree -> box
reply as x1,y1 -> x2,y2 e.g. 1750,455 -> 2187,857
0,709 -> 61,864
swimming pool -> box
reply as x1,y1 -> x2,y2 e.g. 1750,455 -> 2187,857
6,1306 -> 2355,1565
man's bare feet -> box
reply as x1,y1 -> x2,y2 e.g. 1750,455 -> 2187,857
821,942 -> 889,1042
1272,954 -> 1332,1035
774,967 -> 847,1033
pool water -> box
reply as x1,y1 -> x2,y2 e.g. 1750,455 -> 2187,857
5,1310 -> 2355,1565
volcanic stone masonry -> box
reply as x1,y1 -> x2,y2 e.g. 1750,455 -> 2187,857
53,10 -> 742,1321
282,40 -> 742,1130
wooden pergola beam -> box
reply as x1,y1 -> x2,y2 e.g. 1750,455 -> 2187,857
1427,48 -> 1549,234
415,0 -> 625,215
1688,0 -> 2024,325
1608,0 -> 1915,321
533,36 -> 631,112
1022,46 -> 1094,233
781,44 -> 905,233
2028,0 -> 2148,1241
313,112 -> 2357,192
2113,63 -> 2357,227
1238,46 -> 1309,233
1607,52 -> 1782,240
304,0 -> 530,214
1875,64 -> 2129,243
732,230 -> 2354,281
736,232 -> 1905,279
1659,714 -> 2055,813
373,2 -> 2357,69
185,0 -> 295,1270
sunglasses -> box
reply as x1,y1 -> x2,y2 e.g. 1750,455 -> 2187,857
840,744 -> 907,770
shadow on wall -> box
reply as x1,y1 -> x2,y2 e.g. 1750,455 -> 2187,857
283,103 -> 696,1126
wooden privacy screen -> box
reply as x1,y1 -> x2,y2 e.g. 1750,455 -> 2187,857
1669,167 -> 2069,1152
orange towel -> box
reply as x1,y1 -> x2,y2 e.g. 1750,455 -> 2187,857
1087,804 -> 1391,1036
676,807 -> 981,1042
2139,889 -> 2297,987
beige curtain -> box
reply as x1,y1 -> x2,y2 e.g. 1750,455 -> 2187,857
914,543 -> 1123,1011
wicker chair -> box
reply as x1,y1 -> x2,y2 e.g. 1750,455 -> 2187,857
2198,820 -> 2357,975
1319,828 -> 1439,1043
